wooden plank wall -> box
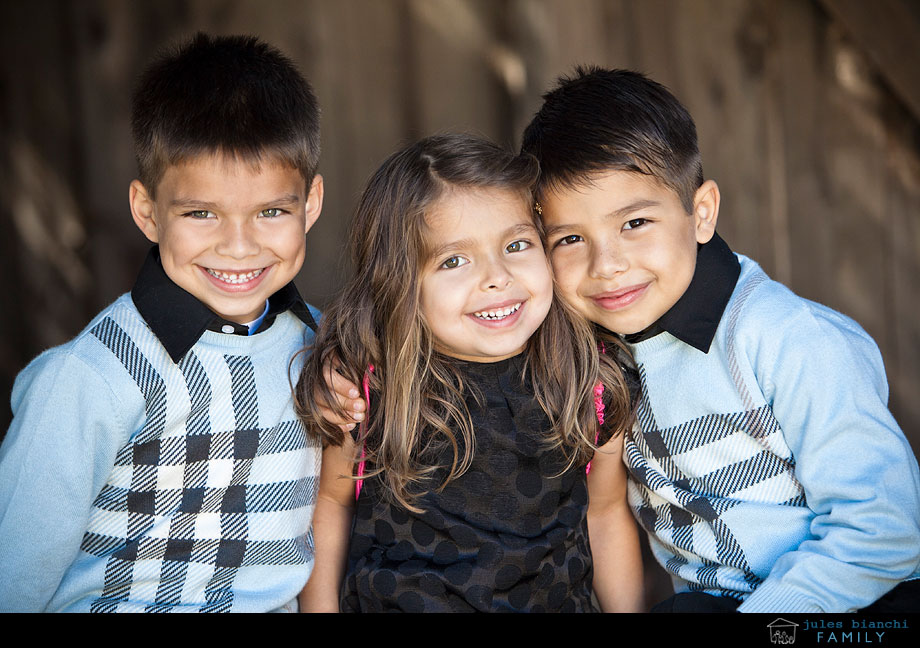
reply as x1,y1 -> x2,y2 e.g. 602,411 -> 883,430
5,0 -> 916,441
2,0 -> 919,603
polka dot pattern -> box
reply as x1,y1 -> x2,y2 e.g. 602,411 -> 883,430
340,355 -> 598,612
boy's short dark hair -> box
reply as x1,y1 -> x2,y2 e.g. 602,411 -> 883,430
132,33 -> 320,195
521,66 -> 702,213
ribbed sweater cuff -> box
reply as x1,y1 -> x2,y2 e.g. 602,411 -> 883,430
737,582 -> 824,613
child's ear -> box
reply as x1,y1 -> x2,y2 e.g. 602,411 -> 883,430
304,174 -> 324,234
692,180 -> 720,244
129,179 -> 160,243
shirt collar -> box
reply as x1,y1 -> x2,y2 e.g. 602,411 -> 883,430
624,232 -> 740,353
131,246 -> 317,363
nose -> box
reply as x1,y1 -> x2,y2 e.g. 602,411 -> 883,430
589,240 -> 628,279
214,218 -> 260,259
480,256 -> 513,291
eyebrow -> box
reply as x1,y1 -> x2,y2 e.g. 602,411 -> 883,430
543,199 -> 660,237
169,194 -> 303,210
428,222 -> 538,260
613,199 -> 660,218
170,199 -> 219,210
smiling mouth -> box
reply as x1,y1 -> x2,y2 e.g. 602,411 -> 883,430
205,268 -> 265,285
473,302 -> 522,321
590,284 -> 649,310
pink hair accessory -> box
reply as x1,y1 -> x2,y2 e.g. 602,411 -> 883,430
586,382 -> 604,475
586,340 -> 607,475
355,364 -> 374,499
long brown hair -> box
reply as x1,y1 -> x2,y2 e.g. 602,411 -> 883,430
296,134 -> 633,510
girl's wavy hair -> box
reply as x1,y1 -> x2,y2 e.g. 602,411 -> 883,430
296,133 -> 634,511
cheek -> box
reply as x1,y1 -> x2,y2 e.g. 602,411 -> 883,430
284,235 -> 307,264
160,239 -> 192,267
654,235 -> 696,280
535,261 -> 554,300
418,283 -> 435,321
563,294 -> 592,321
418,273 -> 452,321
550,253 -> 582,294
553,278 -> 586,317
264,221 -> 305,252
160,223 -> 202,261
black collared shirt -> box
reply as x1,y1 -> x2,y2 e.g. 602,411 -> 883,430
623,232 -> 740,353
131,246 -> 318,363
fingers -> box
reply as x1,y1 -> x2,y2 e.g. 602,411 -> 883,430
328,367 -> 364,406
314,360 -> 367,433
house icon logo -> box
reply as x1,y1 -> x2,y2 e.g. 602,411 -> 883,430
768,618 -> 799,644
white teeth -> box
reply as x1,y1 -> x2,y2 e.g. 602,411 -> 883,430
207,268 -> 263,284
474,302 -> 521,320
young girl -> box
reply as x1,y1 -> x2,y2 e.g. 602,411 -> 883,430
296,134 -> 642,613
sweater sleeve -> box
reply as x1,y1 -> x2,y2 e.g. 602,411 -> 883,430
0,349 -> 129,612
736,287 -> 920,613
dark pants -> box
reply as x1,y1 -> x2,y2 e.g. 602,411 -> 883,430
651,579 -> 920,613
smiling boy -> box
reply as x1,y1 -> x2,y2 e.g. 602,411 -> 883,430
0,34 -> 324,612
521,67 -> 920,613
131,155 -> 316,328
544,170 -> 712,339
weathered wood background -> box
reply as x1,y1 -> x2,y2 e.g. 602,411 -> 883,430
2,0 -> 919,605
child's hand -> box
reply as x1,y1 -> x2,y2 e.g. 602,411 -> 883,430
316,360 -> 366,432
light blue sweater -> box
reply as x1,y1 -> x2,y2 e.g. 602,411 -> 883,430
625,254 -> 920,612
0,295 -> 321,612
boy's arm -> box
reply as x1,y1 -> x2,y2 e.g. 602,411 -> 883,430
737,297 -> 920,613
587,433 -> 644,612
299,437 -> 357,612
0,351 -> 128,612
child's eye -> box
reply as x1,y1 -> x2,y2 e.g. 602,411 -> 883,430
506,240 -> 531,253
554,234 -> 583,247
440,256 -> 468,269
260,208 -> 285,218
623,218 -> 647,230
185,210 -> 214,219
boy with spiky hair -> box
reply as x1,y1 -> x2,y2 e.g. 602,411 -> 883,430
0,33 -> 324,612
521,66 -> 920,612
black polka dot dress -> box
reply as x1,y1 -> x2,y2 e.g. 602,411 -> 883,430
340,354 -> 599,613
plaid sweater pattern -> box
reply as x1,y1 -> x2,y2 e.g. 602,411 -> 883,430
624,255 -> 920,613
0,295 -> 321,612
